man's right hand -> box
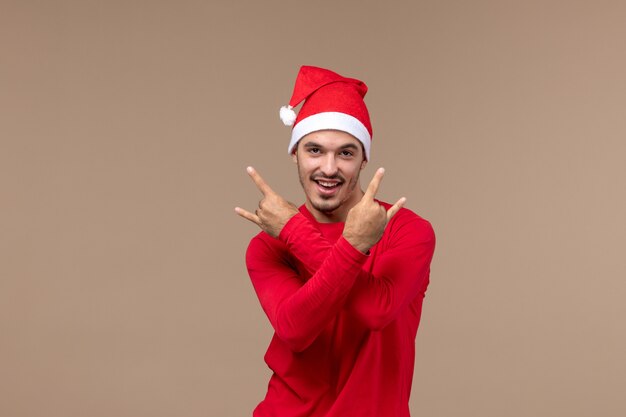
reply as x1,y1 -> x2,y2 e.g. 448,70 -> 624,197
235,167 -> 299,238
343,168 -> 406,254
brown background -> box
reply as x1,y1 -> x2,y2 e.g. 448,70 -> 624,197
1,1 -> 625,416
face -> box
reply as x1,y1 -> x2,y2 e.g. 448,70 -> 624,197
293,130 -> 367,222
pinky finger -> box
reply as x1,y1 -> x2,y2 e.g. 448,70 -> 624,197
234,207 -> 261,226
386,197 -> 406,221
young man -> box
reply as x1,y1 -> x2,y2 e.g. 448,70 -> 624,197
235,66 -> 436,417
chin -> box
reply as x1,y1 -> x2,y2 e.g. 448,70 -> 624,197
310,195 -> 344,213
313,202 -> 341,213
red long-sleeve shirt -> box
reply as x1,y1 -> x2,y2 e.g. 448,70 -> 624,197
246,202 -> 435,417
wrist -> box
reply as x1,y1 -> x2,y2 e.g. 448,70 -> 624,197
343,233 -> 370,254
278,212 -> 305,242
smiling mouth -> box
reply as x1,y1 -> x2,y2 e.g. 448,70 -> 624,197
315,180 -> 342,189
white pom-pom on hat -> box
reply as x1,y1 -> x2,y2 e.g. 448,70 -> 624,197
279,105 -> 297,126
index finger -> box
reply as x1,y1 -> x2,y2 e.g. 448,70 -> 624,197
363,167 -> 385,200
247,166 -> 274,196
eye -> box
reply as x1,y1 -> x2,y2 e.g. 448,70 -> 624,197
340,150 -> 354,157
308,147 -> 321,154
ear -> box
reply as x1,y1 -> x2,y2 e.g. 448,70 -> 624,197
292,151 -> 298,164
360,158 -> 367,170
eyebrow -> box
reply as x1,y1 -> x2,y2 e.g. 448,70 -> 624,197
302,141 -> 360,151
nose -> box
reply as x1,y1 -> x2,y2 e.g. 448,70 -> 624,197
320,154 -> 338,177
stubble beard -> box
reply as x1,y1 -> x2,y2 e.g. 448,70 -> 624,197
297,163 -> 360,214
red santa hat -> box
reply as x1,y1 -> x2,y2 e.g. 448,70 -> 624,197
280,65 -> 373,160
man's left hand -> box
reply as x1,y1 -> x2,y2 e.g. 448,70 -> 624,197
235,166 -> 299,237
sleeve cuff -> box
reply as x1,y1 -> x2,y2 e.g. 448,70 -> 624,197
335,236 -> 369,264
278,212 -> 308,243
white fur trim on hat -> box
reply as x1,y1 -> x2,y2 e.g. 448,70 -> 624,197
287,112 -> 372,160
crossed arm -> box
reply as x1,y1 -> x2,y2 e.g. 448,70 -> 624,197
278,210 -> 435,331
236,167 -> 434,351
246,232 -> 368,351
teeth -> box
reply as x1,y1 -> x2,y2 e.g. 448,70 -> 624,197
317,181 -> 339,188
